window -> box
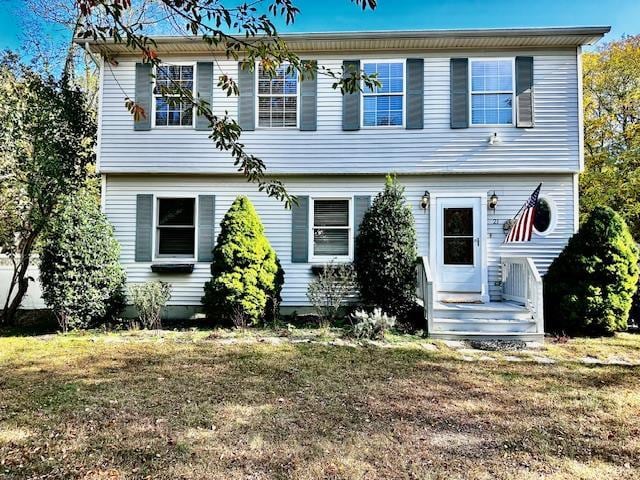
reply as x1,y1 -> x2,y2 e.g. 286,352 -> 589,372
533,197 -> 556,236
470,59 -> 514,125
311,199 -> 352,260
154,64 -> 194,127
443,208 -> 474,265
257,64 -> 298,128
156,198 -> 195,257
362,61 -> 404,127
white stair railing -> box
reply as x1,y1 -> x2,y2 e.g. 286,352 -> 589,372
501,256 -> 544,334
416,256 -> 434,334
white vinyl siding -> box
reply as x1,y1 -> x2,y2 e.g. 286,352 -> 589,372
98,51 -> 580,174
105,173 -> 575,307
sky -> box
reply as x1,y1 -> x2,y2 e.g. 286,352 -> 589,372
1,0 -> 639,52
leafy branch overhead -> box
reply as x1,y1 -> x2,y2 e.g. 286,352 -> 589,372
77,0 -> 381,206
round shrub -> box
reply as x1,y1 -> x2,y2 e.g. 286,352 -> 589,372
40,189 -> 127,331
354,175 -> 418,320
202,196 -> 283,326
544,206 -> 639,336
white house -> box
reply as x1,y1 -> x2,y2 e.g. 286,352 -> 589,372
77,26 -> 610,340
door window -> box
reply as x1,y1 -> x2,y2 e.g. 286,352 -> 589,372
443,207 -> 474,265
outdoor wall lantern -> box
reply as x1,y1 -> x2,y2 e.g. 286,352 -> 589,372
421,191 -> 430,210
488,191 -> 499,210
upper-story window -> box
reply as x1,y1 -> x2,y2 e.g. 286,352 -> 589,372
470,59 -> 514,125
362,61 -> 404,127
154,64 -> 194,127
257,64 -> 298,128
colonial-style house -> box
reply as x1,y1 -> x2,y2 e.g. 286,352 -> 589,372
77,26 -> 609,340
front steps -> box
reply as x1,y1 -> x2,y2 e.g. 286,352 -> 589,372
430,301 -> 543,341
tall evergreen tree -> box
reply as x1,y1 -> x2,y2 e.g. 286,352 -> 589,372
545,206 -> 639,336
354,175 -> 417,319
39,189 -> 126,331
202,196 -> 283,325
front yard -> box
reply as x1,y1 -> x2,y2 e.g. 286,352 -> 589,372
1,329 -> 639,479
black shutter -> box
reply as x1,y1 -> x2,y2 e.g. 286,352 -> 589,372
196,62 -> 214,131
450,58 -> 469,129
291,196 -> 309,263
299,60 -> 317,131
197,195 -> 216,262
406,59 -> 424,129
237,62 -> 255,131
135,194 -> 153,261
516,56 -> 534,128
342,60 -> 361,131
134,63 -> 152,131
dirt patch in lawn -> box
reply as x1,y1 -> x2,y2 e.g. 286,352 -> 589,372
0,331 -> 639,479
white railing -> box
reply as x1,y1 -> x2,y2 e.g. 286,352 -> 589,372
416,256 -> 434,334
501,256 -> 544,333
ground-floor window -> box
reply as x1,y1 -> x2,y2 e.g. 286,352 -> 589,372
533,196 -> 556,236
156,197 -> 196,258
310,198 -> 353,262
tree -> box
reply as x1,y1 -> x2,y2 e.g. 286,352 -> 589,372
74,0 -> 380,206
580,35 -> 640,239
202,196 -> 283,326
544,206 -> 639,336
0,52 -> 96,324
39,188 -> 126,332
354,175 -> 418,319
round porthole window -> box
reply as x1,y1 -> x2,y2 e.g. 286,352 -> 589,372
533,196 -> 555,235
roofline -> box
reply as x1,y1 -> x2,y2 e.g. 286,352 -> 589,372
75,26 -> 611,53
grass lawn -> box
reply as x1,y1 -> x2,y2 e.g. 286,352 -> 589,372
1,329 -> 639,479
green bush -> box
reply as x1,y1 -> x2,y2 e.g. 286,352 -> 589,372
544,206 -> 639,336
354,175 -> 418,319
130,281 -> 171,330
202,196 -> 283,326
39,189 -> 126,332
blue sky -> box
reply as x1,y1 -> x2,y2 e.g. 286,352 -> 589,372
1,0 -> 639,51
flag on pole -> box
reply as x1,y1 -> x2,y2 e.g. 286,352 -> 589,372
504,183 -> 542,243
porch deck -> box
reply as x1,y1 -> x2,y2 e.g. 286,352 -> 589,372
430,300 -> 542,341
416,256 -> 545,342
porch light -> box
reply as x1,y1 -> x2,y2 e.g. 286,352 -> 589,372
488,191 -> 499,210
420,191 -> 430,210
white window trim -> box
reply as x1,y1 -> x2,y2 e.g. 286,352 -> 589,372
468,57 -> 516,127
533,195 -> 557,237
151,62 -> 197,129
152,195 -> 198,262
308,196 -> 354,263
255,61 -> 300,130
360,58 -> 406,129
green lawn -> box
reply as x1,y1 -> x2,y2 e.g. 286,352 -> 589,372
1,329 -> 639,479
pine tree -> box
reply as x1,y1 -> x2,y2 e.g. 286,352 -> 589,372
202,196 -> 283,325
545,206 -> 639,336
354,175 -> 417,319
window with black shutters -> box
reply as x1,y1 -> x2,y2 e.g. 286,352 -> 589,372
310,198 -> 352,261
156,198 -> 196,258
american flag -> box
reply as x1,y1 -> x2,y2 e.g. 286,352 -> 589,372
504,183 -> 542,243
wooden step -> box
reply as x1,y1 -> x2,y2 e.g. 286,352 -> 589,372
432,317 -> 537,334
430,331 -> 544,342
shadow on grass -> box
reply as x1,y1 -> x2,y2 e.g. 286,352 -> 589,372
1,339 -> 639,479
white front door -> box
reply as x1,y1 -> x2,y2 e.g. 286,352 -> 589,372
435,197 -> 483,295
